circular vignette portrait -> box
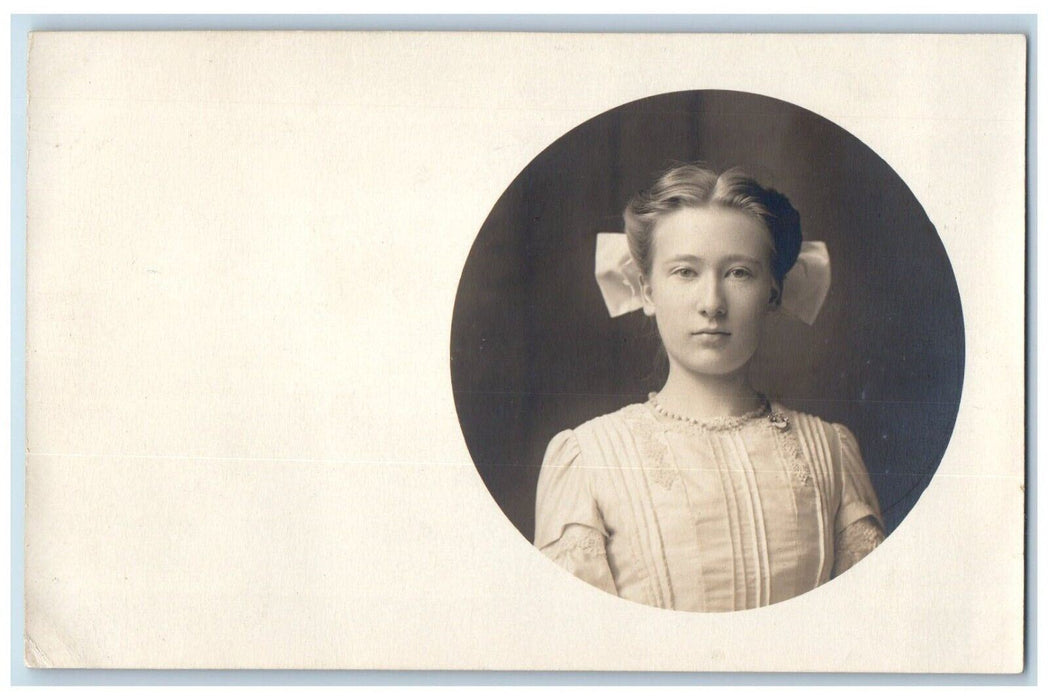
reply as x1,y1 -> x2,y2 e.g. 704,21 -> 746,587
450,90 -> 964,613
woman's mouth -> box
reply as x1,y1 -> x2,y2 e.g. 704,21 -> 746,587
691,330 -> 731,344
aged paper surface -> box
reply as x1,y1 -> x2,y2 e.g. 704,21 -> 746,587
25,32 -> 1025,670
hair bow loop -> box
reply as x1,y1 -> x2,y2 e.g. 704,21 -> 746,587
594,233 -> 645,317
779,241 -> 830,325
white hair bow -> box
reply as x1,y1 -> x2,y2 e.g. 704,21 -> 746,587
594,233 -> 831,325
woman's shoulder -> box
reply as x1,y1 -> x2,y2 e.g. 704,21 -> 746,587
770,401 -> 861,450
576,401 -> 652,428
772,401 -> 848,429
543,402 -> 653,459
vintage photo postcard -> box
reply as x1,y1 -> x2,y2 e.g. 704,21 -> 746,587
23,31 -> 1026,671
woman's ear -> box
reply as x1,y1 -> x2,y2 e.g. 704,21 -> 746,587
767,284 -> 781,311
640,274 -> 656,316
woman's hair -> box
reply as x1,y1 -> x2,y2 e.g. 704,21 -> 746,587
623,164 -> 803,302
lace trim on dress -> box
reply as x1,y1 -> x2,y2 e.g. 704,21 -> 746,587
832,516 -> 885,577
543,523 -> 608,561
647,392 -> 771,432
770,420 -> 813,486
622,405 -> 677,490
639,398 -> 811,487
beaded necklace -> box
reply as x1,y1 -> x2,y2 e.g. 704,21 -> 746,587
646,392 -> 789,432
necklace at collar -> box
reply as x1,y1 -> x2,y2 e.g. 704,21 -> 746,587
646,392 -> 790,432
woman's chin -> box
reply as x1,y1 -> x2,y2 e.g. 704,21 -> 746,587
670,357 -> 754,381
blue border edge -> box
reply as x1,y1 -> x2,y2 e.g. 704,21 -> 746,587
9,13 -> 1037,686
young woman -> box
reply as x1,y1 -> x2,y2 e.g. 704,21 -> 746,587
534,164 -> 884,612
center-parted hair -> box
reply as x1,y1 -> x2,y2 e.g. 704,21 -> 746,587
623,164 -> 803,301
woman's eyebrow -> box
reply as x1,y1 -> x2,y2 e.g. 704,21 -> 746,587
663,254 -> 701,264
662,254 -> 765,267
723,255 -> 765,267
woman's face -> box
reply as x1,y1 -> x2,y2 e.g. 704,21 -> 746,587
641,205 -> 777,380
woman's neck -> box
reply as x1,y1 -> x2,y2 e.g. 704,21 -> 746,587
656,365 -> 764,420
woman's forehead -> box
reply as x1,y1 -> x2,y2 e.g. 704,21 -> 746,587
650,206 -> 773,261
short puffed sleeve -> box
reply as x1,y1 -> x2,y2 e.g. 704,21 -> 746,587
534,429 -> 617,595
832,423 -> 884,534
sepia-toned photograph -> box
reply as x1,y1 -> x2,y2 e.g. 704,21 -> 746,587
451,90 -> 964,611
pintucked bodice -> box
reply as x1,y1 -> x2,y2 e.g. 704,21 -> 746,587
533,401 -> 882,612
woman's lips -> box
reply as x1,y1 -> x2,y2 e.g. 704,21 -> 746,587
691,330 -> 731,344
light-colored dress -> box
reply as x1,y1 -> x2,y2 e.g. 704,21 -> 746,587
534,399 -> 884,612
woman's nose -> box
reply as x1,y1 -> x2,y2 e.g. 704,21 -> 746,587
697,276 -> 726,317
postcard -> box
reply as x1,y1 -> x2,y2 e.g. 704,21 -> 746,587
24,31 -> 1025,671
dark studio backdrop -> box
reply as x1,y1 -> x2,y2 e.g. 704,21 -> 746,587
450,90 -> 964,543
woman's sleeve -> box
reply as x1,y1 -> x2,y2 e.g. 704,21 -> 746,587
534,429 -> 618,596
831,423 -> 886,577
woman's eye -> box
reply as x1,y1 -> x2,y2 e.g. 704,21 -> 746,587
673,268 -> 698,279
728,268 -> 753,279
